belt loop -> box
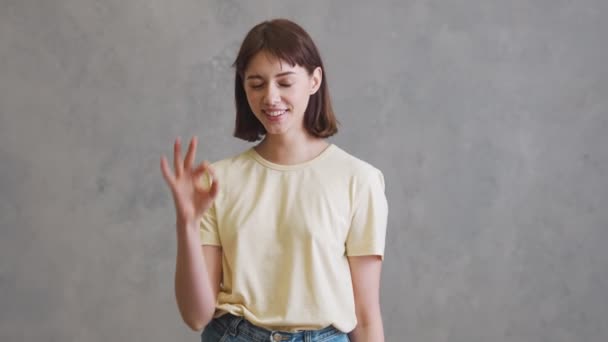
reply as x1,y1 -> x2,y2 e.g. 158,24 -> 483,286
304,330 -> 312,342
227,315 -> 244,336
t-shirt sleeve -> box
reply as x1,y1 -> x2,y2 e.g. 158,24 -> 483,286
200,203 -> 220,246
198,172 -> 221,246
346,168 -> 388,260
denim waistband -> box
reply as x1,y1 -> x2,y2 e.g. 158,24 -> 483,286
212,312 -> 346,342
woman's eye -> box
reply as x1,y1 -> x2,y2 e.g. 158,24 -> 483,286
250,84 -> 264,89
279,83 -> 292,88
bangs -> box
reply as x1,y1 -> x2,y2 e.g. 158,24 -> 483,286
233,21 -> 318,77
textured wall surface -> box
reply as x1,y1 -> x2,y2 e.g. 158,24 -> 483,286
1,1 -> 607,341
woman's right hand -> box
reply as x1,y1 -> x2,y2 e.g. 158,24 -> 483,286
160,136 -> 219,226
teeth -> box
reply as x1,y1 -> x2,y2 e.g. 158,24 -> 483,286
266,110 -> 286,116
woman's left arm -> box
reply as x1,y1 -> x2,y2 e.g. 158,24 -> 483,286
347,255 -> 385,342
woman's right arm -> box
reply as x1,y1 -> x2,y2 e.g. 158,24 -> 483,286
174,220 -> 223,331
160,137 -> 222,331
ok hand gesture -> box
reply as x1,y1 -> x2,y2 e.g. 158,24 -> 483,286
160,137 -> 219,226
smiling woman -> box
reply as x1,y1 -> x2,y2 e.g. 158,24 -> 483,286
242,51 -> 321,137
232,19 -> 338,144
160,18 -> 388,342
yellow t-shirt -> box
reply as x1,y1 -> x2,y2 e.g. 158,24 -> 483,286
199,144 -> 388,333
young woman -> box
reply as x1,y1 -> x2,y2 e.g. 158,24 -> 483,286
161,19 -> 388,342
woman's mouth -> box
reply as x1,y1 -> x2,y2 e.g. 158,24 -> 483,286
263,109 -> 288,121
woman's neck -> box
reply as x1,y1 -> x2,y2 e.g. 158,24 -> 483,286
254,133 -> 330,165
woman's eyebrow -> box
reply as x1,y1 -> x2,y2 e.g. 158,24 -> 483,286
246,71 -> 296,80
275,71 -> 296,77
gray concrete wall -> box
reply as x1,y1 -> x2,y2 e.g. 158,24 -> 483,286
1,1 -> 607,341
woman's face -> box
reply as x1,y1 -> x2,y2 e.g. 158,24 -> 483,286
243,51 -> 321,138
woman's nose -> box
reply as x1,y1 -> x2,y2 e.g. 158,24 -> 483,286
263,84 -> 280,104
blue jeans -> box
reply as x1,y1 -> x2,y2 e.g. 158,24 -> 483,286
201,313 -> 351,342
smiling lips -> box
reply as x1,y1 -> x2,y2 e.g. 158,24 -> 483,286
263,109 -> 288,121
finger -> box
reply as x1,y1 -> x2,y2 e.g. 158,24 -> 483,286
173,137 -> 183,177
192,161 -> 218,195
160,155 -> 176,187
184,136 -> 197,171
209,172 -> 219,198
192,161 -> 209,179
192,161 -> 210,190
206,164 -> 220,198
205,163 -> 217,182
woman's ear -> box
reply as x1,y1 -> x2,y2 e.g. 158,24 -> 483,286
310,67 -> 322,95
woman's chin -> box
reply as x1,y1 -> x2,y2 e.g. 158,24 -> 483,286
264,128 -> 288,136
262,122 -> 289,136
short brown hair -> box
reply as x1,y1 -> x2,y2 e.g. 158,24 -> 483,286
232,19 -> 339,142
